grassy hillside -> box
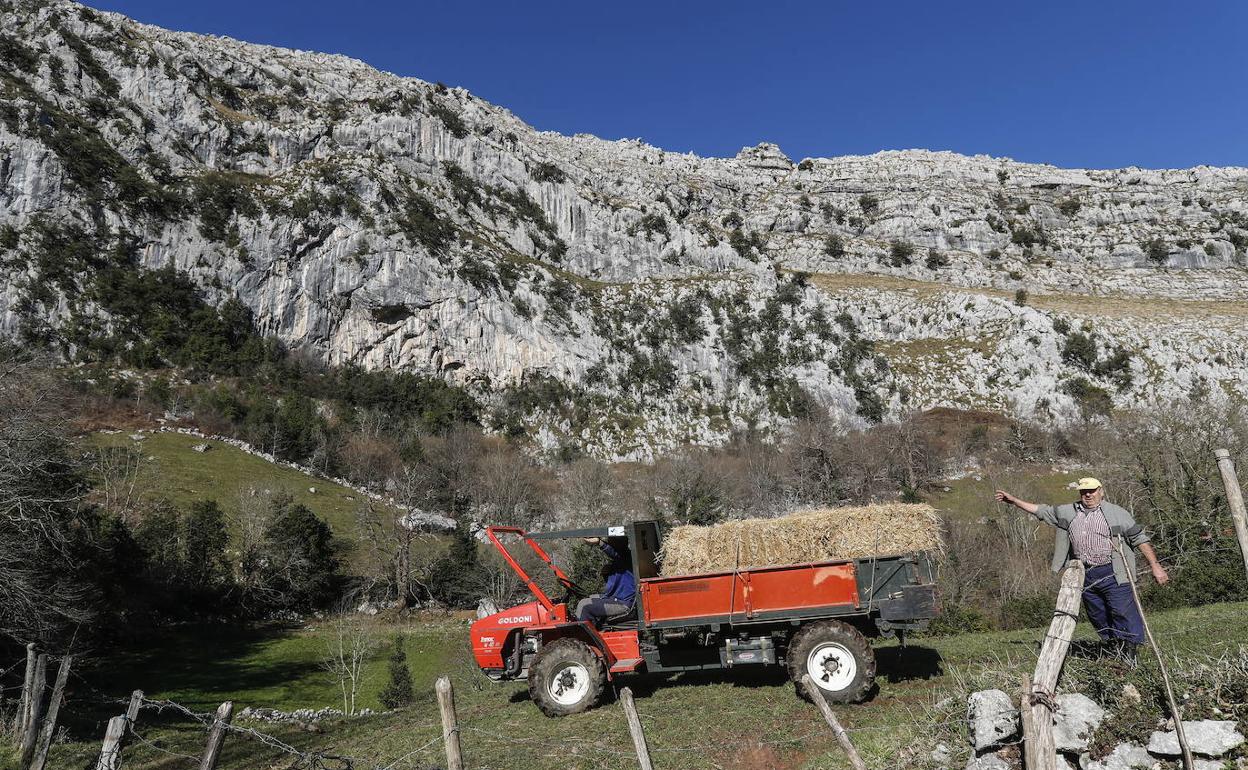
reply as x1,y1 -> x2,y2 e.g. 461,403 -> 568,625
88,430 -> 400,543
25,601 -> 1248,770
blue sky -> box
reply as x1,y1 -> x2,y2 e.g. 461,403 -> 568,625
85,1 -> 1248,170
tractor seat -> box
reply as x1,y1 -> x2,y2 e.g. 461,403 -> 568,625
600,603 -> 638,629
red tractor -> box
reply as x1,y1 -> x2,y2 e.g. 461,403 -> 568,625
470,521 -> 939,716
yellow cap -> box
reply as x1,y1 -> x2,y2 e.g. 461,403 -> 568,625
1075,477 -> 1102,491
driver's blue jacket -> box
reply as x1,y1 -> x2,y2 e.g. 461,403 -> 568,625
600,542 -> 635,604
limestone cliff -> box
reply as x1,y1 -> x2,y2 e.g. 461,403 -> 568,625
2,0 -> 1246,458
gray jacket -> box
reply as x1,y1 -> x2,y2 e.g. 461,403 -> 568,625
1031,501 -> 1150,585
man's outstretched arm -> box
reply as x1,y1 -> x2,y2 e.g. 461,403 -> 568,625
994,490 -> 1039,514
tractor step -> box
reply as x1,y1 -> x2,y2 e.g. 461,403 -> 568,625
610,657 -> 642,672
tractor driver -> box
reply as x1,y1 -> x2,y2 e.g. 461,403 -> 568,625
576,537 -> 635,626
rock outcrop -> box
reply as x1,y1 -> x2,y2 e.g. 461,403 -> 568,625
2,0 -> 1247,458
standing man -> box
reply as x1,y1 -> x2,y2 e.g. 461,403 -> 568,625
575,537 -> 635,627
994,478 -> 1169,660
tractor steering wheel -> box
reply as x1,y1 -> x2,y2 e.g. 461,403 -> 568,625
557,575 -> 590,605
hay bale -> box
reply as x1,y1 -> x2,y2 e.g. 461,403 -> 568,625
659,503 -> 943,576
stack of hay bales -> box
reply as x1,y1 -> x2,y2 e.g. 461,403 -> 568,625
659,503 -> 943,577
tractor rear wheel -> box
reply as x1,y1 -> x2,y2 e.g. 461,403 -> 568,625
528,638 -> 607,717
787,620 -> 875,704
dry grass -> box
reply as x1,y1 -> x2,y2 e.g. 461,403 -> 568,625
808,271 -> 1248,320
660,503 -> 944,576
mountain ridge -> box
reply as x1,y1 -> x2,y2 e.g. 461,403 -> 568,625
2,0 -> 1246,459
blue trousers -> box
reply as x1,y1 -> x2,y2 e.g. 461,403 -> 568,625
1082,563 -> 1144,645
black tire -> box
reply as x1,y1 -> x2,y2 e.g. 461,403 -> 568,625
786,620 -> 876,704
527,638 -> 607,717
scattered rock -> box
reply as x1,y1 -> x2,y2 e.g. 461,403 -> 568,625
1081,743 -> 1158,770
129,433 -> 146,441
476,598 -> 499,618
931,742 -> 953,766
1054,693 -> 1106,752
191,443 -> 211,453
308,486 -> 317,494
1119,683 -> 1141,705
965,753 -> 1010,770
968,689 -> 1020,752
1148,720 -> 1245,758
356,601 -> 379,616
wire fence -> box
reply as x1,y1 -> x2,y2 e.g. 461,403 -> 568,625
5,542 -> 1248,768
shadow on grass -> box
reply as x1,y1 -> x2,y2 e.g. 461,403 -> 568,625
63,623 -> 322,738
876,645 -> 943,682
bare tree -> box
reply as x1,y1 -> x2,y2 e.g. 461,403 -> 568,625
0,351 -> 93,643
560,458 -> 614,526
321,614 -> 378,715
89,445 -> 154,527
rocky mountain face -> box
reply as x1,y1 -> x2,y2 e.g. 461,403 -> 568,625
2,0 -> 1247,459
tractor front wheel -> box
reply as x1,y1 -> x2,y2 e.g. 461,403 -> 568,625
787,620 -> 876,704
528,638 -> 607,717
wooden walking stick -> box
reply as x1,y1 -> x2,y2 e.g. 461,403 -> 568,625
1115,539 -> 1193,770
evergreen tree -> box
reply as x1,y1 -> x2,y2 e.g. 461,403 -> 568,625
378,634 -> 415,709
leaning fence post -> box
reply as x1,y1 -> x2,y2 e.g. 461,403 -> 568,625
1027,559 -> 1084,770
29,654 -> 72,770
18,653 -> 48,767
94,716 -> 128,770
14,643 -> 36,742
197,701 -> 234,770
125,690 -> 144,724
619,687 -> 655,770
435,676 -> 464,770
1214,449 -> 1248,582
801,675 -> 868,770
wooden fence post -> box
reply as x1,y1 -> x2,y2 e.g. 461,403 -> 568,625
29,654 -> 72,770
1018,675 -> 1035,769
197,701 -> 234,770
94,716 -> 127,770
435,676 -> 463,770
619,687 -> 655,770
1214,449 -> 1248,582
1027,559 -> 1084,770
18,653 -> 47,767
13,643 -> 36,742
125,690 -> 144,725
801,675 -> 869,770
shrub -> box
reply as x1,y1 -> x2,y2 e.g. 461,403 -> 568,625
997,169 -> 1009,184
530,161 -> 566,184
429,100 -> 468,138
396,191 -> 453,257
797,159 -> 814,171
720,212 -> 743,228
1052,317 -> 1071,334
378,635 -> 415,709
1060,331 -> 1098,369
924,249 -> 950,270
987,247 -> 1002,260
820,203 -> 846,224
728,228 -> 762,262
1014,289 -> 1028,306
1143,237 -> 1169,264
823,234 -> 845,258
858,193 -> 880,216
888,239 -> 914,266
1059,197 -> 1082,217
1061,377 -> 1113,418
192,171 -> 260,242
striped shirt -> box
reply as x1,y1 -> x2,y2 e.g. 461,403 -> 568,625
1068,503 -> 1113,566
